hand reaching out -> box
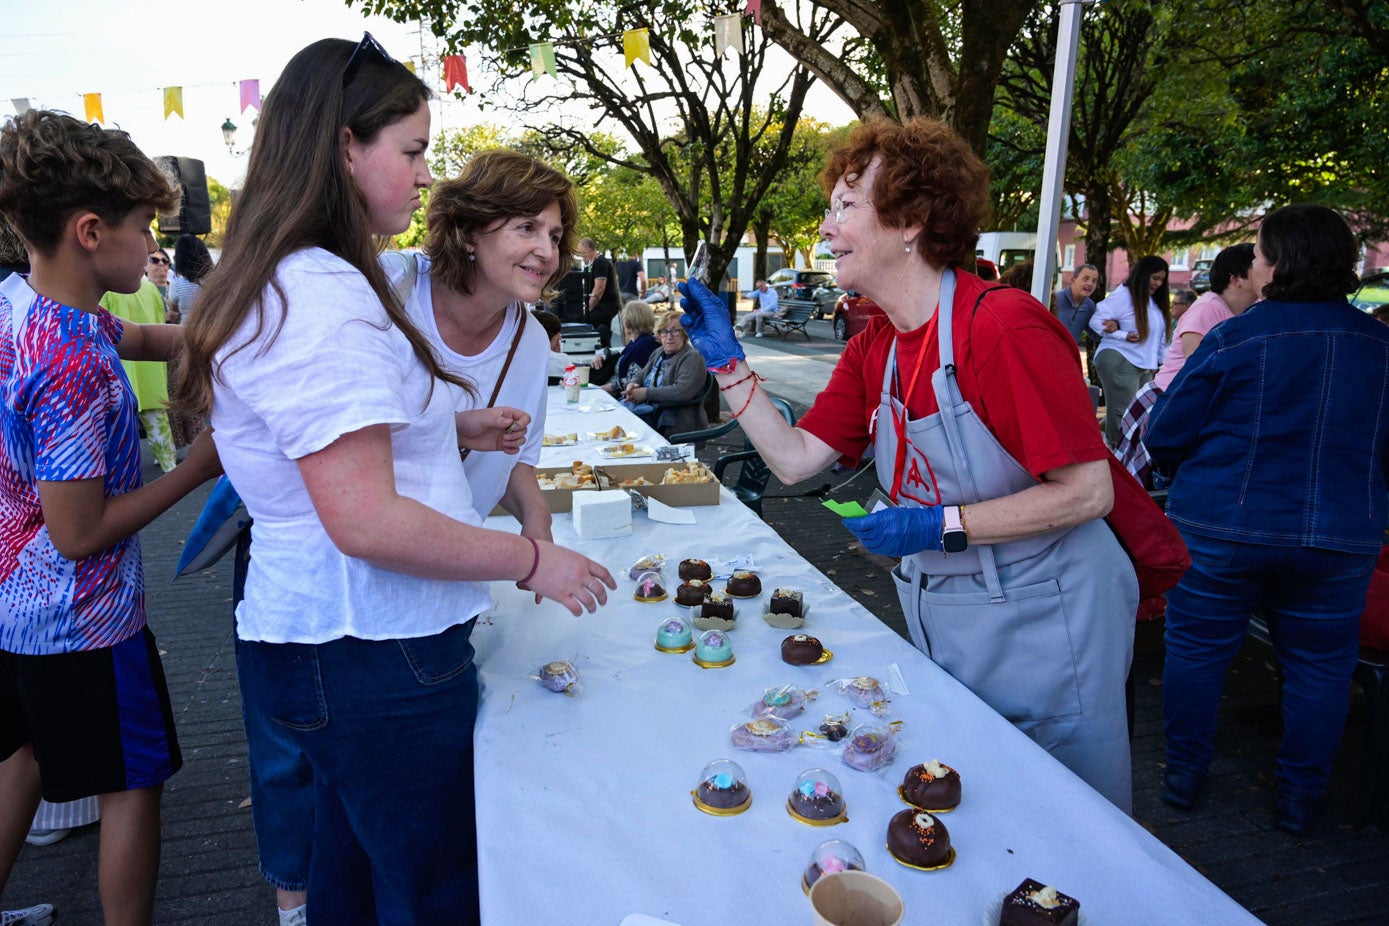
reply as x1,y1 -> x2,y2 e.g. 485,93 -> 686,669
457,407 -> 529,455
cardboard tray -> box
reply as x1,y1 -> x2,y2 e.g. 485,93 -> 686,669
507,462 -> 721,514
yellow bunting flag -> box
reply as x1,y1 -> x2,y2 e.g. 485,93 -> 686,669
163,86 -> 183,120
403,60 -> 416,74
530,42 -> 557,80
623,28 -> 650,69
83,93 -> 104,125
715,14 -> 743,56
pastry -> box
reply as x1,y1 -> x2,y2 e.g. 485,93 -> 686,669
537,661 -> 579,694
788,769 -> 846,823
675,579 -> 712,606
999,879 -> 1080,926
886,809 -> 952,868
700,591 -> 734,620
901,759 -> 961,811
781,634 -> 824,665
679,558 -> 713,581
628,555 -> 665,580
696,771 -> 750,810
842,724 -> 897,771
655,617 -> 693,652
633,572 -> 667,602
840,675 -> 886,708
803,839 -> 865,890
770,588 -> 803,618
819,717 -> 849,742
694,629 -> 734,666
730,717 -> 796,752
725,569 -> 762,597
752,685 -> 807,720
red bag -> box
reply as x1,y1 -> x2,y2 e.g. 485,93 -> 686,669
1360,547 -> 1389,651
1103,455 -> 1190,600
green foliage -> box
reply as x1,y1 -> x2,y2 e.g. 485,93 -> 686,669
984,107 -> 1045,231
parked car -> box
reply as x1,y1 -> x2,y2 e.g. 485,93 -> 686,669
1189,258 -> 1214,293
766,267 -> 843,318
1352,269 -> 1389,316
831,292 -> 884,341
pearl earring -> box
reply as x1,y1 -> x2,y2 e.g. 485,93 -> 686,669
904,245 -> 912,254
468,252 -> 476,262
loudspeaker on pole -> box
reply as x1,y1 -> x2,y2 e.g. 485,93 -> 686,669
155,156 -> 212,237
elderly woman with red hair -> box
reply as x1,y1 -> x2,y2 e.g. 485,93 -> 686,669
678,118 -> 1139,811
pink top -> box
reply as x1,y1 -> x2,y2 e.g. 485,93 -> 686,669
1154,291 -> 1233,391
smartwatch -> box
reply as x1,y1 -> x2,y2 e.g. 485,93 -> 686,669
942,505 -> 968,554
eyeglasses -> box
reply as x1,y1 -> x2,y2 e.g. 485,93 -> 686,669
147,256 -> 170,265
343,32 -> 397,88
824,198 -> 864,224
657,328 -> 684,337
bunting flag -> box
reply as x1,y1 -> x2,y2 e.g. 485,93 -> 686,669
163,86 -> 183,120
403,60 -> 416,74
745,0 -> 762,24
11,98 -> 30,115
443,54 -> 469,93
83,93 -> 104,125
624,28 -> 651,69
530,42 -> 557,80
239,79 -> 261,113
715,14 -> 743,56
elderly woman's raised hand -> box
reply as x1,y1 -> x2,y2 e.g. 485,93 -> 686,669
843,506 -> 944,557
678,278 -> 745,373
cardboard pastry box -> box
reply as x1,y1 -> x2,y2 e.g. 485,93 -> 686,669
512,461 -> 721,514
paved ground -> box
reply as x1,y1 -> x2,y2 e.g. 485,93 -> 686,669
5,314 -> 1388,924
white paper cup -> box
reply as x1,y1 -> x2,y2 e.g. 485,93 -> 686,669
576,365 -> 591,386
808,870 -> 904,926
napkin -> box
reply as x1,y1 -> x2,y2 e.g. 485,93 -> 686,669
646,497 -> 696,525
572,489 -> 633,539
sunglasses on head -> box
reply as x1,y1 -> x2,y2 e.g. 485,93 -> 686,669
343,32 -> 397,88
148,256 -> 170,265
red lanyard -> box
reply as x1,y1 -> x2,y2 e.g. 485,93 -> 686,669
888,330 -> 933,504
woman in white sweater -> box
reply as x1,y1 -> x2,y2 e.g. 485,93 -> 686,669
1089,255 -> 1171,445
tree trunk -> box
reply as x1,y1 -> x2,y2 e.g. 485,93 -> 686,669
1083,181 -> 1114,293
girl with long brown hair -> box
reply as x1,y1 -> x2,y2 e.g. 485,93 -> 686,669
177,35 -> 613,924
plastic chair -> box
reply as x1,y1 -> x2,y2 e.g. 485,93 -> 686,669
649,372 -> 716,437
709,398 -> 796,517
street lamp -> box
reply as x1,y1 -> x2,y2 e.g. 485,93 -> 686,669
221,117 -> 254,157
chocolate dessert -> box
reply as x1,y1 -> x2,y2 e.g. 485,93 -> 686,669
999,879 -> 1080,926
633,574 -> 667,602
678,558 -> 713,581
701,591 -> 734,620
901,759 -> 961,811
675,579 -> 711,606
789,778 -> 845,822
770,588 -> 803,618
781,634 -> 824,665
886,809 -> 952,868
725,570 -> 762,597
819,719 -> 849,742
696,775 -> 750,811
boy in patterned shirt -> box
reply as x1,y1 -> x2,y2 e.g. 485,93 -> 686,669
0,111 -> 221,924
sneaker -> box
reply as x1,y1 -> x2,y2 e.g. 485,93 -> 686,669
1,904 -> 56,926
754,332 -> 764,338
24,827 -> 70,846
1161,769 -> 1205,810
278,905 -> 307,926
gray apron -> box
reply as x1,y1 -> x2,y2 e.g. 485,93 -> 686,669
879,270 -> 1138,811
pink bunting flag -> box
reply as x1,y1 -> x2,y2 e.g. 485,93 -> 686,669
745,0 -> 762,23
239,79 -> 261,114
443,55 -> 469,93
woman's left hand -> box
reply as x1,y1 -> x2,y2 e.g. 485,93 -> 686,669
842,506 -> 944,557
626,385 -> 647,402
457,407 -> 530,454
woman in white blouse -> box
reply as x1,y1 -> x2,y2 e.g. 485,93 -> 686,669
1089,255 -> 1171,445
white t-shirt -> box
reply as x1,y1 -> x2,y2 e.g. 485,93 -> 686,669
390,252 -> 548,518
211,248 -> 490,643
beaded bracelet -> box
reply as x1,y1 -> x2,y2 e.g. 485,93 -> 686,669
719,369 -> 761,392
728,375 -> 761,420
519,536 -> 540,586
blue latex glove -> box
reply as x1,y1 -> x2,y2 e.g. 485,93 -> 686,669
677,278 -> 745,372
842,505 -> 944,557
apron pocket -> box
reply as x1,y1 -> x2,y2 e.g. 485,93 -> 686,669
920,576 -> 1083,723
891,563 -> 931,657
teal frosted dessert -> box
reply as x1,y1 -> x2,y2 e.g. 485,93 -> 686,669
694,629 -> 734,666
655,616 -> 694,652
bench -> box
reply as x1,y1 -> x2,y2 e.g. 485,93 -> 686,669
1248,611 -> 1389,829
763,300 -> 815,340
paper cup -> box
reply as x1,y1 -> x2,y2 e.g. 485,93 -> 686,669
576,365 -> 591,386
808,870 -> 904,926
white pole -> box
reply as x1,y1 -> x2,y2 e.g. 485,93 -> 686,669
1031,0 -> 1086,307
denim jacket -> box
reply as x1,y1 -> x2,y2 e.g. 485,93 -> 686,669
1146,298 -> 1389,554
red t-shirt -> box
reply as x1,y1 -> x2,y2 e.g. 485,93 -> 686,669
799,272 -> 1108,480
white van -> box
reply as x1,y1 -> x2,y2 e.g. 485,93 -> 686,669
976,231 -> 1037,276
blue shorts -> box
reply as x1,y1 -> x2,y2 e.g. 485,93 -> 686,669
0,626 -> 182,801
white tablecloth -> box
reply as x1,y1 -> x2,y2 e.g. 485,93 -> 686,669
471,390 -> 1258,926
